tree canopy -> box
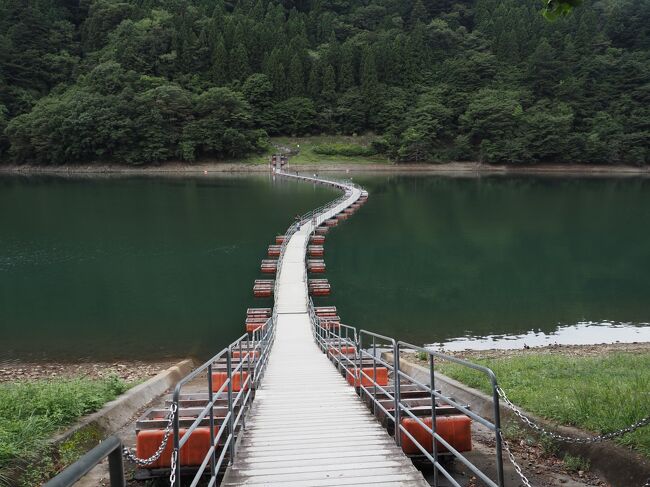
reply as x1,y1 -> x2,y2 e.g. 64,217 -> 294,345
0,0 -> 648,165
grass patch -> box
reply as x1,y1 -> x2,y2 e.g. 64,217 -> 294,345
436,352 -> 650,456
0,376 -> 129,485
563,453 -> 590,472
269,135 -> 390,165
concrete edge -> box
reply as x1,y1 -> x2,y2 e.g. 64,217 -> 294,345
382,352 -> 650,487
50,358 -> 198,446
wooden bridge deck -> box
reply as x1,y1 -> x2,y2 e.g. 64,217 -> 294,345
223,177 -> 428,486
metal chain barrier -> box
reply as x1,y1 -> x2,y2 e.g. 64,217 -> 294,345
497,385 -> 650,443
496,385 -> 650,487
498,430 -> 533,487
122,403 -> 177,466
169,448 -> 178,486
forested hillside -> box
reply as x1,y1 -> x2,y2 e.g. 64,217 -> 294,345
0,0 -> 648,165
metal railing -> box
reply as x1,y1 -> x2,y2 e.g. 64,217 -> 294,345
43,436 -> 125,487
307,301 -> 505,487
275,169 -> 361,310
169,313 -> 276,486
271,171 -> 353,297
44,168 -> 357,487
294,169 -> 505,487
394,341 -> 504,487
45,316 -> 276,487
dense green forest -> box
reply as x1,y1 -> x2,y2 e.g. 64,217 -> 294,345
0,0 -> 648,165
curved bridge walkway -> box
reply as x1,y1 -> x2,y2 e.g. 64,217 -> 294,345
223,173 -> 428,486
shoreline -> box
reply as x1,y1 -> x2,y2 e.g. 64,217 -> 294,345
1,160 -> 650,176
3,343 -> 647,384
0,358 -> 184,383
432,341 -> 650,360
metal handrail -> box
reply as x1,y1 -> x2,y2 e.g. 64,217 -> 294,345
46,169 -> 355,487
170,313 -> 276,486
283,169 -> 505,487
307,310 -> 505,487
43,436 -> 125,487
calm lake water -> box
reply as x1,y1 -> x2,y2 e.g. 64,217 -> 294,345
0,174 -> 335,361
322,174 -> 650,349
1,173 -> 649,361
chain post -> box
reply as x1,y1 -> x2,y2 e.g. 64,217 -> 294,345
108,444 -> 126,487
493,382 -> 505,486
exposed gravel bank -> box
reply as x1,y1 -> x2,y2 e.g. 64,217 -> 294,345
0,359 -> 183,383
433,341 -> 650,360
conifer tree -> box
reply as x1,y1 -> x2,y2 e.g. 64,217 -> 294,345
360,47 -> 378,97
211,36 -> 228,84
338,43 -> 355,90
194,28 -> 211,72
527,38 -> 561,98
288,54 -> 305,96
264,49 -> 287,99
409,0 -> 428,28
230,43 -> 251,80
307,61 -> 321,98
321,64 -> 336,103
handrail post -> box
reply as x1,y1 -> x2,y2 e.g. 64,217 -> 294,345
239,339 -> 246,430
43,436 -> 126,487
356,334 -> 362,392
227,349 -> 235,464
393,342 -> 401,447
372,336 -> 377,416
207,363 -> 216,478
492,380 -> 505,487
247,333 -> 252,395
108,445 -> 126,487
430,354 -> 439,487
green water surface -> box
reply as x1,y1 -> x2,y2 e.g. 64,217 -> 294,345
0,174 -> 335,361
321,174 -> 650,345
1,173 -> 649,361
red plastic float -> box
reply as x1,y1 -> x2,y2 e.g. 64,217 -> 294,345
346,367 -> 388,387
212,371 -> 249,392
400,415 -> 472,455
136,427 -> 213,468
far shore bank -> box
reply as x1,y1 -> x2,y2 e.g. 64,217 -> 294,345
1,160 -> 650,176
